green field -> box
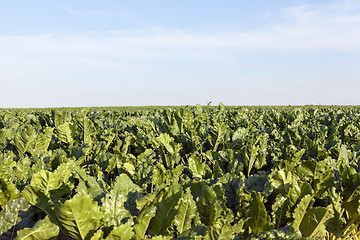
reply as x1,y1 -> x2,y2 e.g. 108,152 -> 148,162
1,105 -> 360,239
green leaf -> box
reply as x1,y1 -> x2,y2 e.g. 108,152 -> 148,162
313,160 -> 334,197
123,163 -> 135,175
204,220 -> 235,240
13,126 -> 37,155
113,173 -> 141,194
293,148 -> 306,163
173,189 -> 199,234
136,191 -> 158,212
209,122 -> 228,151
101,194 -> 130,226
90,229 -> 104,240
176,225 -> 206,240
148,185 -> 183,236
187,155 -> 205,179
271,195 -> 289,228
0,178 -> 19,209
196,185 -> 219,227
0,197 -> 30,236
33,127 -> 54,152
246,227 -> 302,240
84,176 -> 105,201
232,127 -> 248,142
54,161 -> 77,185
105,223 -> 134,240
14,157 -> 31,182
341,172 -> 360,219
134,205 -> 157,240
270,168 -> 299,195
244,171 -> 272,195
75,169 -> 106,201
196,185 -> 232,229
21,185 -> 55,219
16,216 -> 59,240
155,133 -> 175,155
338,144 -> 349,168
56,193 -> 103,240
232,219 -> 246,235
56,122 -> 76,144
299,207 -> 333,238
51,109 -> 69,128
21,169 -> 70,219
287,181 -> 313,209
29,170 -> 62,195
326,218 -> 344,238
292,194 -> 313,232
83,117 -> 97,145
296,159 -> 316,181
243,144 -> 260,177
101,174 -> 141,227
151,236 -> 172,240
245,192 -> 272,234
218,173 -> 243,212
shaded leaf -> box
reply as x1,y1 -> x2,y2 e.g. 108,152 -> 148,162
271,195 -> 289,228
16,216 -> 59,240
0,197 -> 30,236
245,192 -> 272,234
176,225 -> 206,240
204,220 -> 235,240
244,171 -> 272,195
148,185 -> 183,236
0,178 -> 19,209
299,207 -> 333,238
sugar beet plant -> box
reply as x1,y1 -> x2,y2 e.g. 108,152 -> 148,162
1,105 -> 360,239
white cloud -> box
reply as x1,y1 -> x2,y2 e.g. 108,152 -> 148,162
3,1 -> 360,59
63,6 -> 109,17
1,1 -> 360,107
0,1 -> 359,81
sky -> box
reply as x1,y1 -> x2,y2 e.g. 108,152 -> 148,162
1,0 -> 360,107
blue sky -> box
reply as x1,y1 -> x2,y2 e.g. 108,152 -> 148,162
1,0 -> 359,107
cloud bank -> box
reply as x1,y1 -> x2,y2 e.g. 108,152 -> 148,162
1,1 -> 359,107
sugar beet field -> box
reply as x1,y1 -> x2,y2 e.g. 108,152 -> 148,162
1,105 -> 360,239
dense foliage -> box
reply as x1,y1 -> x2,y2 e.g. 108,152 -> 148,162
1,105 -> 360,239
